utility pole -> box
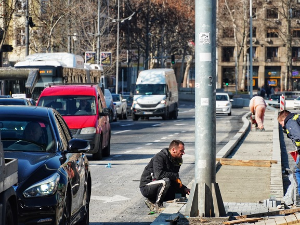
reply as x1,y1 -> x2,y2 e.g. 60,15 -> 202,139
25,0 -> 29,56
116,0 -> 120,94
185,0 -> 225,217
96,0 -> 101,65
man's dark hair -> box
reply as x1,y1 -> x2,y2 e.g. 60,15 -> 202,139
278,110 -> 290,121
169,140 -> 184,150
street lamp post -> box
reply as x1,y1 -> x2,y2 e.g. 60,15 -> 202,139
110,5 -> 135,94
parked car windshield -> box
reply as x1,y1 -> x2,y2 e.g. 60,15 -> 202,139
135,84 -> 166,95
216,95 -> 229,101
112,94 -> 120,102
0,118 -> 55,152
38,96 -> 96,116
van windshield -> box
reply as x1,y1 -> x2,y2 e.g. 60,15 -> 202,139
135,84 -> 166,95
38,96 -> 96,116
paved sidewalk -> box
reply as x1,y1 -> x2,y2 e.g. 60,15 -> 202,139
151,107 -> 300,224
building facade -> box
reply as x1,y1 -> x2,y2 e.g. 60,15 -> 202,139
217,0 -> 300,92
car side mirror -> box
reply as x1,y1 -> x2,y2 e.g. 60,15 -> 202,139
230,99 -> 234,102
67,139 -> 90,153
122,99 -> 126,102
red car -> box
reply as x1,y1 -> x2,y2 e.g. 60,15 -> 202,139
37,84 -> 111,160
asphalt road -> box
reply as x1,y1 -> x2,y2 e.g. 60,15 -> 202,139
87,102 -> 248,224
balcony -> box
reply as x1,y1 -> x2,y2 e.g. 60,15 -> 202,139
266,57 -> 280,62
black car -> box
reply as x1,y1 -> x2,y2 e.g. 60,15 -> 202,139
0,106 -> 91,225
0,98 -> 32,105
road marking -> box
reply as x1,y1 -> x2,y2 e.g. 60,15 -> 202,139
175,124 -> 186,126
113,130 -> 131,134
145,143 -> 153,145
124,150 -> 132,153
161,137 -> 167,139
152,124 -> 161,127
91,195 -> 130,203
168,135 -> 173,136
181,131 -> 186,133
121,124 -> 133,127
174,133 -> 179,135
135,147 -> 142,149
154,140 -> 160,142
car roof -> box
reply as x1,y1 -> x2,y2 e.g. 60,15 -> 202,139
0,106 -> 51,117
216,93 -> 229,95
0,98 -> 29,104
40,85 -> 98,96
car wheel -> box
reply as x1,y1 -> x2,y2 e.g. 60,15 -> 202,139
172,106 -> 178,120
77,206 -> 89,225
93,138 -> 103,160
228,111 -> 231,116
132,114 -> 139,121
109,110 -> 113,122
5,201 -> 14,225
102,138 -> 110,157
124,109 -> 128,119
119,111 -> 123,120
59,193 -> 71,225
162,108 -> 169,120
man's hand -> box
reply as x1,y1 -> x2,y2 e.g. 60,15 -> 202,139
184,188 -> 190,195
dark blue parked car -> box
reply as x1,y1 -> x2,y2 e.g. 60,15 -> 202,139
0,106 -> 91,225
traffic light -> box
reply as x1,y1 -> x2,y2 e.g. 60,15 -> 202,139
171,55 -> 175,64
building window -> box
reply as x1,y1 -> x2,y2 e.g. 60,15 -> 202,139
222,67 -> 235,87
16,0 -> 26,12
266,8 -> 278,19
292,47 -> 300,61
16,28 -> 25,46
248,27 -> 257,37
247,47 -> 258,61
223,28 -> 234,38
253,8 -> 257,19
293,9 -> 300,18
293,29 -> 300,37
267,28 -> 279,38
222,47 -> 234,62
266,47 -> 279,62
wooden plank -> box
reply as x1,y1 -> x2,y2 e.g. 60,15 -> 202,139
216,158 -> 277,167
223,217 -> 263,224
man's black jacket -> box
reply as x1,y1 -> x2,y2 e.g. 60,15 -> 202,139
139,148 -> 187,191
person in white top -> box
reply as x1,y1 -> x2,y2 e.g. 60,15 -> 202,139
249,96 -> 267,131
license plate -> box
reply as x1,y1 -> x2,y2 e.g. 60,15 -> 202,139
144,112 -> 152,114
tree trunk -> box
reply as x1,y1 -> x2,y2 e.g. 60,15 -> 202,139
183,55 -> 192,88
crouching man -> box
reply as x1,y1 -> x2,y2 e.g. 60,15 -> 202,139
140,140 -> 190,213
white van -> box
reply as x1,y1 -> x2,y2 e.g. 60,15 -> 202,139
132,68 -> 178,120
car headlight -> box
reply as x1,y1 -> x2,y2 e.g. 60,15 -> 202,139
160,100 -> 166,104
80,127 -> 96,134
133,100 -> 137,104
23,173 -> 60,198
225,103 -> 230,106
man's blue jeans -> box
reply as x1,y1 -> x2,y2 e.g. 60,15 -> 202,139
295,156 -> 300,197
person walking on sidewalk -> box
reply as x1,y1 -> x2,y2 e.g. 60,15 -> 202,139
140,140 -> 190,213
249,96 -> 267,131
278,110 -> 300,205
